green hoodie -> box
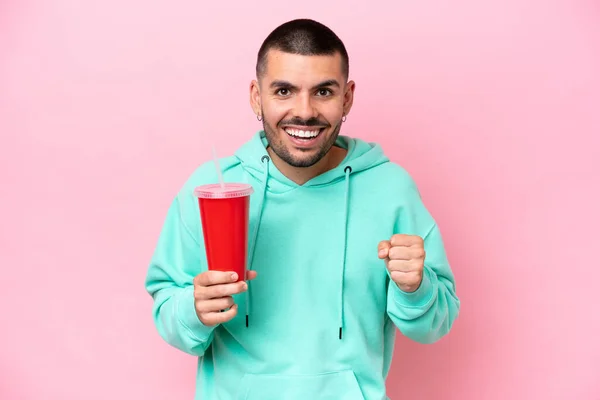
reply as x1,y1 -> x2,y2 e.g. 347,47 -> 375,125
145,131 -> 460,400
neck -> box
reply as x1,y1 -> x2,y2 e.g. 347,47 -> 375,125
267,146 -> 347,185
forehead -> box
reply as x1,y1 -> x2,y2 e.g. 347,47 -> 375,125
262,50 -> 344,84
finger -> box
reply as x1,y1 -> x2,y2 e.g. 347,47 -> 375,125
195,296 -> 235,313
388,246 -> 425,261
202,281 -> 248,300
199,304 -> 239,326
390,271 -> 422,292
390,234 -> 424,248
195,271 -> 239,287
388,246 -> 411,261
378,240 -> 391,259
387,259 -> 418,273
246,270 -> 258,281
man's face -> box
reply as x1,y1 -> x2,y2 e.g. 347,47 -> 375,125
250,50 -> 355,168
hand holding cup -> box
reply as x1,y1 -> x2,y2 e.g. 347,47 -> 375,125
193,270 -> 258,326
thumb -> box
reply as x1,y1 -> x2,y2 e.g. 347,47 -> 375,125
378,240 -> 391,259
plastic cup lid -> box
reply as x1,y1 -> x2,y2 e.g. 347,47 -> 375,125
194,183 -> 254,199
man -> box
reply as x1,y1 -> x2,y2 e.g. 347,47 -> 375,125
145,18 -> 460,400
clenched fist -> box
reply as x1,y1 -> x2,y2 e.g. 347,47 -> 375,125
378,234 -> 425,293
193,270 -> 258,326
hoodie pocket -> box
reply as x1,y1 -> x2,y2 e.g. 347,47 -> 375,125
235,369 -> 365,400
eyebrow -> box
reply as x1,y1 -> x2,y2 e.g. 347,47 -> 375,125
269,79 -> 341,91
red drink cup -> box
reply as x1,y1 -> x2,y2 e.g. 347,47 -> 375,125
194,183 -> 254,282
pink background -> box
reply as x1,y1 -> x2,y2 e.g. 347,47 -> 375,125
2,0 -> 599,399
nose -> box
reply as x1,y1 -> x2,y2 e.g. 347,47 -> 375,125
292,92 -> 318,121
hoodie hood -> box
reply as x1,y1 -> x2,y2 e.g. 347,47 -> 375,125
234,130 -> 390,339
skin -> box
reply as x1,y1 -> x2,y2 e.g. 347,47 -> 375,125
194,49 -> 425,326
193,270 -> 257,326
250,50 -> 354,185
378,234 -> 426,293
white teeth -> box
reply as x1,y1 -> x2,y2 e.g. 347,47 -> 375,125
284,128 -> 320,138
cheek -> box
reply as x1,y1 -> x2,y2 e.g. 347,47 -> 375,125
318,101 -> 344,121
263,103 -> 287,125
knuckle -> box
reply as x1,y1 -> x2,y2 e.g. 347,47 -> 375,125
411,270 -> 422,281
217,297 -> 231,309
205,272 -> 217,285
387,260 -> 399,270
388,247 -> 397,258
229,305 -> 238,318
216,285 -> 229,297
195,286 -> 206,300
195,273 -> 207,286
217,309 -> 235,324
195,299 -> 206,313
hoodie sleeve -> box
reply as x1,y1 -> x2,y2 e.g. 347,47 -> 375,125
145,194 -> 216,356
385,176 -> 460,344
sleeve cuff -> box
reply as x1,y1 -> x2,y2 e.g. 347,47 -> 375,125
175,285 -> 216,342
392,265 -> 436,308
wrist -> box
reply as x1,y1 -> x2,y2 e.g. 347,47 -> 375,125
392,266 -> 435,307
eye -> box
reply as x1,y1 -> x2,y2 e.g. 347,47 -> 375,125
276,88 -> 291,96
316,88 -> 332,96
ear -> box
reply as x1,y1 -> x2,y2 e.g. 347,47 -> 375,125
249,79 -> 262,116
342,80 -> 356,117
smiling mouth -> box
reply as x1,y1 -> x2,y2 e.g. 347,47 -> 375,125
283,127 -> 325,140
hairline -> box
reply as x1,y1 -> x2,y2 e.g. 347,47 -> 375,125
256,48 -> 349,83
